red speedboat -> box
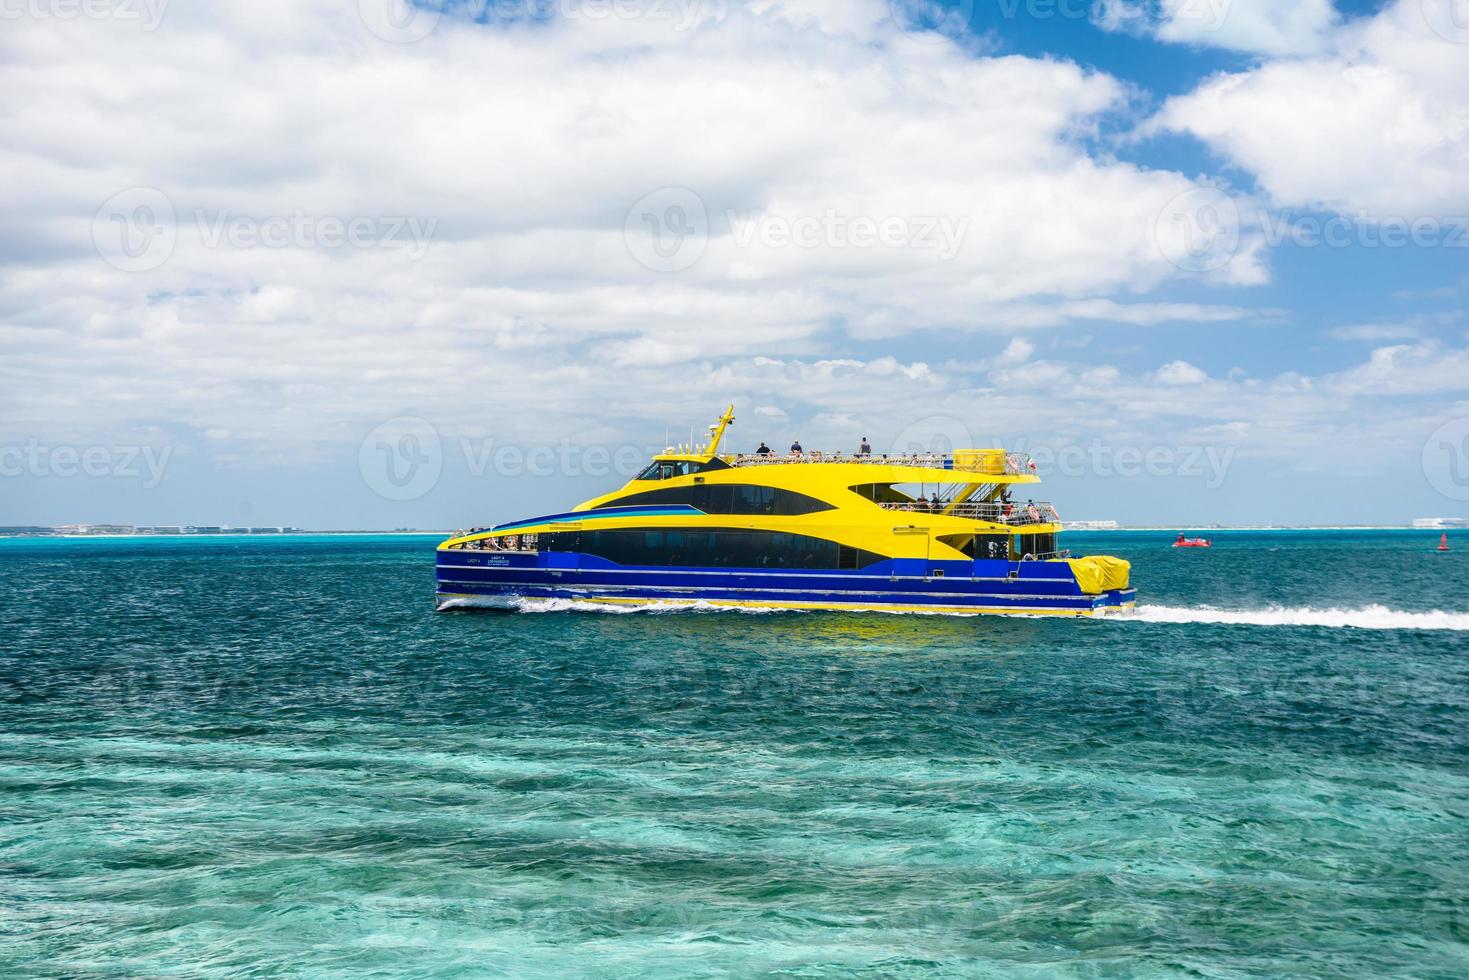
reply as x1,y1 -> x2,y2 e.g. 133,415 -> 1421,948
1174,533 -> 1212,549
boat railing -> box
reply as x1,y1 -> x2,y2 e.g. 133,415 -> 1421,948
727,450 -> 1034,475
878,500 -> 1060,525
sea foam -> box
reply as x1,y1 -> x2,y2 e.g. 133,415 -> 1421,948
440,595 -> 1469,629
440,596 -> 790,615
1111,604 -> 1469,631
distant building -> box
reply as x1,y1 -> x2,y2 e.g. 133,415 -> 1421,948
1414,518 -> 1469,529
1064,520 -> 1120,531
55,524 -> 137,535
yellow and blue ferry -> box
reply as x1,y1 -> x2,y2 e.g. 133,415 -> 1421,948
437,408 -> 1134,617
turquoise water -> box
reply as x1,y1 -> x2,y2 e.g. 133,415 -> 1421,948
2,531 -> 1466,977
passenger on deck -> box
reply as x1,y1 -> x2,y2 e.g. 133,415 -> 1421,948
858,436 -> 871,456
929,493 -> 942,513
755,441 -> 773,456
790,440 -> 803,455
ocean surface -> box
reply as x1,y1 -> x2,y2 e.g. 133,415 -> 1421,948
1,530 -> 1466,978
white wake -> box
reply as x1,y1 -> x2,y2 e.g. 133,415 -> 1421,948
1111,604 -> 1469,631
439,596 -> 1469,630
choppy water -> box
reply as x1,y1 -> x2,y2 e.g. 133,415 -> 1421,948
1,531 -> 1466,977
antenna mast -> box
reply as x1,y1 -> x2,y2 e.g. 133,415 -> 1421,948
706,404 -> 736,456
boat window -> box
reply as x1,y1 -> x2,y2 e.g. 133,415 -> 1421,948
1015,531 -> 1057,558
593,484 -> 834,516
979,535 -> 1010,560
937,533 -> 1010,560
849,483 -> 917,504
635,458 -> 737,482
635,461 -> 679,481
541,528 -> 883,570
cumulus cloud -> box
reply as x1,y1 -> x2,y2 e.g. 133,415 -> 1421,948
5,0 -> 1466,527
1328,341 -> 1469,397
1096,0 -> 1339,56
727,342 -> 1469,489
1154,360 -> 1208,385
0,0 -> 1273,468
996,338 -> 1035,365
1154,0 -> 1469,217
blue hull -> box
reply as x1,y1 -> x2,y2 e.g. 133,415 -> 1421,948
436,552 -> 1136,617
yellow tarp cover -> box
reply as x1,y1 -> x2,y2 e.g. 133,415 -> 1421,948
1054,556 -> 1131,595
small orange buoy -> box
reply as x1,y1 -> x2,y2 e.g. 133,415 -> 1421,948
1440,533 -> 1451,552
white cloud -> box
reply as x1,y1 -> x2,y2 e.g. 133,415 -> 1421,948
1328,341 -> 1469,396
1155,1 -> 1469,217
1052,298 -> 1260,325
723,342 -> 1469,483
1155,360 -> 1208,385
996,338 -> 1035,365
991,361 -> 1075,389
0,0 -> 1273,467
1140,0 -> 1339,57
1093,0 -> 1152,36
12,0 -> 1462,525
1326,317 -> 1461,342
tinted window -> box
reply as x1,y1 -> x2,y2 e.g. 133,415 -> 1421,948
1015,532 -> 1057,558
635,459 -> 730,481
975,534 -> 1011,560
938,533 -> 1011,560
849,483 -> 915,504
542,528 -> 882,570
595,484 -> 833,516
635,462 -> 676,481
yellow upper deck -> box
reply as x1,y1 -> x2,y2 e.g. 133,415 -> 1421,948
578,452 -> 1040,508
442,407 -> 1063,559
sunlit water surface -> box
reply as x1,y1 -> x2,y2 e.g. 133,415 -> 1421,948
1,531 -> 1466,977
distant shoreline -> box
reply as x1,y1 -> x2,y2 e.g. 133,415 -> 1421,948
0,531 -> 452,539
1066,526 -> 1451,532
0,527 -> 1453,540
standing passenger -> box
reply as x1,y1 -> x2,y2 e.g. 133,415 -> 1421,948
755,441 -> 772,456
790,439 -> 803,455
858,436 -> 871,456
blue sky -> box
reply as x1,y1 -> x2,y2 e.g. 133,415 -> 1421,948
2,0 -> 1467,528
